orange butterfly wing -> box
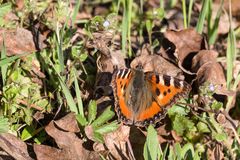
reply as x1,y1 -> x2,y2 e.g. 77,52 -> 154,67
135,73 -> 191,126
112,69 -> 191,127
111,69 -> 134,125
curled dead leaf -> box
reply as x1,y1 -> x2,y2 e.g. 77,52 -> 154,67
0,133 -> 33,160
195,62 -> 227,95
34,144 -> 66,160
161,29 -> 206,74
131,44 -> 184,79
103,125 -> 130,159
192,50 -> 219,73
54,112 -> 80,133
45,120 -> 90,160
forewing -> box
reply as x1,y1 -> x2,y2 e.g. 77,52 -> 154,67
146,73 -> 191,107
111,69 -> 134,124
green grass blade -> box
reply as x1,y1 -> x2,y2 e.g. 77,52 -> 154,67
196,0 -> 210,33
206,0 -> 212,35
55,28 -> 64,75
59,77 -> 79,113
182,0 -> 187,28
71,0 -> 81,26
209,0 -> 223,44
127,0 -> 132,56
121,0 -> 127,56
160,0 -> 164,9
121,0 -> 132,57
0,53 -> 28,67
73,68 -> 84,117
50,61 -> 79,113
226,32 -> 236,90
226,4 -> 236,90
1,39 -> 7,86
187,0 -> 194,27
226,1 -> 237,111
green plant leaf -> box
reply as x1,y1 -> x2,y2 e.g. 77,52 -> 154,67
174,143 -> 182,159
160,143 -> 169,160
0,53 -> 28,67
94,121 -> 119,135
51,59 -> 78,114
76,114 -> 88,126
210,100 -> 223,110
168,104 -> 190,118
34,130 -> 47,144
88,100 -> 97,124
197,122 -> 210,133
181,143 -> 195,159
92,106 -> 115,128
168,146 -> 175,160
143,125 -> 160,160
93,131 -> 104,143
172,115 -> 195,136
213,132 -> 227,142
21,125 -> 35,141
21,125 -> 44,141
0,116 -> 9,133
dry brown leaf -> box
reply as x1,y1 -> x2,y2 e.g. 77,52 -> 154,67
131,44 -> 184,79
165,8 -> 185,30
195,61 -> 225,86
219,0 -> 240,17
84,125 -> 95,142
207,143 -> 224,160
161,29 -> 205,73
34,144 -> 66,160
191,50 -> 219,73
54,112 -> 80,133
102,125 -> 130,159
0,133 -> 33,160
3,12 -> 19,23
0,148 -> 14,160
110,50 -> 126,70
196,62 -> 227,95
15,0 -> 25,11
171,130 -> 183,143
0,28 -> 46,56
44,120 -> 90,160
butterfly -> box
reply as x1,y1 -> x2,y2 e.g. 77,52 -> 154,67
111,66 -> 191,127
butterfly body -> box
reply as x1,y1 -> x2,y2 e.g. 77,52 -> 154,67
111,68 -> 191,127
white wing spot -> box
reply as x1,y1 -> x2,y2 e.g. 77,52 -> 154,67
159,76 -> 164,85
